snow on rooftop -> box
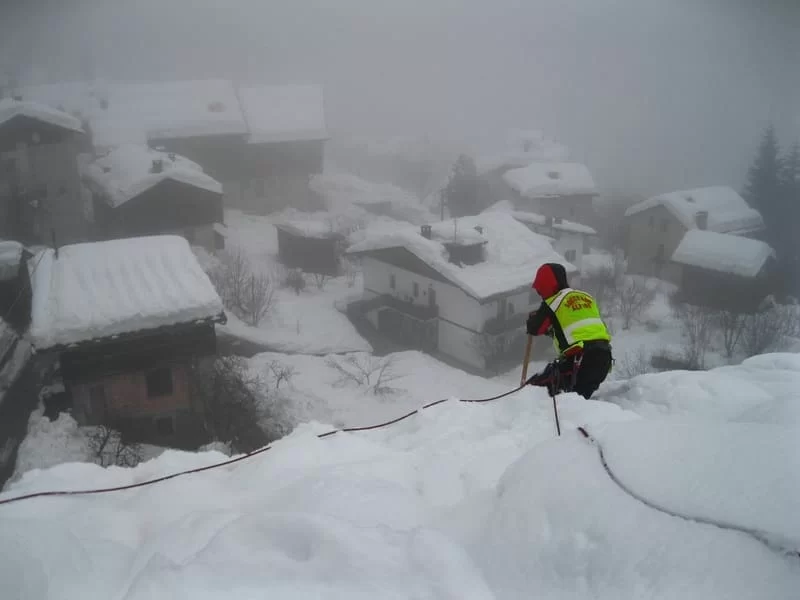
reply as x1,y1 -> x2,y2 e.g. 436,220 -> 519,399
0,98 -> 83,133
21,80 -> 248,147
81,144 -> 222,208
239,84 -> 327,144
272,207 -> 355,239
476,129 -> 571,175
503,162 -> 597,199
624,186 -> 764,234
29,235 -> 223,350
671,230 -> 774,277
483,200 -> 597,235
347,212 -> 575,300
0,241 -> 24,282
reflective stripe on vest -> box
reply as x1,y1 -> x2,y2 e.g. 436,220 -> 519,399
562,317 -> 605,345
547,288 -> 573,312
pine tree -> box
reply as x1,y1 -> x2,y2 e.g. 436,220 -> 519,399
778,142 -> 800,294
442,154 -> 481,218
743,125 -> 782,224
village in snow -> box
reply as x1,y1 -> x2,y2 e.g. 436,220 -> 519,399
0,46 -> 799,600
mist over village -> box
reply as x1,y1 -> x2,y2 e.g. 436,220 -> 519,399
0,1 -> 798,598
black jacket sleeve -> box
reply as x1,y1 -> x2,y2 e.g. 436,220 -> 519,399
526,302 -> 552,336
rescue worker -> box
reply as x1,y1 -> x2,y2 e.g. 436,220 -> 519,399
525,262 -> 613,399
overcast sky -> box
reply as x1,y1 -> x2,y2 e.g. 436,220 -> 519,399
2,0 -> 798,195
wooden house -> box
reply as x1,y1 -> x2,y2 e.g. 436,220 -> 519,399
81,145 -> 224,251
275,220 -> 345,276
28,235 -> 226,449
0,240 -> 32,332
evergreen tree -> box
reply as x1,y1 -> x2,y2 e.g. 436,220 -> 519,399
778,142 -> 800,294
743,124 -> 782,226
442,154 -> 482,218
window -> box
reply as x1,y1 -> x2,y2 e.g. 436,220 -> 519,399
507,302 -> 515,316
413,282 -> 419,297
88,384 -> 106,419
389,273 -> 396,289
155,416 -> 175,436
655,243 -> 665,262
660,219 -> 669,233
145,367 -> 173,398
565,249 -> 577,262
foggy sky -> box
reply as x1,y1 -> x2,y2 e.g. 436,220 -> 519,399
2,0 -> 798,196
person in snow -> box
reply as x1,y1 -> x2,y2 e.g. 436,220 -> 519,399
525,262 -> 613,399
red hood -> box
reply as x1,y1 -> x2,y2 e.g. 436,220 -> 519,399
532,263 -> 569,298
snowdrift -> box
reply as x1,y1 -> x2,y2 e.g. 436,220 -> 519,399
2,355 -> 799,599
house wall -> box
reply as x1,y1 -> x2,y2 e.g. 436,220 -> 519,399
0,119 -> 87,245
92,178 -> 223,249
361,256 -> 545,370
71,361 -> 208,449
277,228 -> 341,275
625,204 -> 686,283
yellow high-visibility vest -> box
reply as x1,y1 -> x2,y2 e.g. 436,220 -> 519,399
545,288 -> 611,356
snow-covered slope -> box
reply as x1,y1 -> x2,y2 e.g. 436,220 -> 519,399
1,354 -> 798,599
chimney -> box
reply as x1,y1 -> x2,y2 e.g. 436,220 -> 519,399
150,159 -> 164,174
695,211 -> 708,230
420,224 -> 432,239
553,217 -> 562,224
474,225 -> 483,234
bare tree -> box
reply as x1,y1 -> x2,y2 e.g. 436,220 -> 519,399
674,303 -> 715,370
241,273 -> 275,326
616,277 -> 657,330
715,310 -> 748,359
284,268 -> 306,295
190,356 -> 279,452
86,425 -> 143,468
581,265 -> 617,317
207,249 -> 275,325
740,305 -> 795,357
312,272 -> 331,291
342,258 -> 359,288
613,346 -> 653,379
266,360 -> 296,389
325,354 -> 402,397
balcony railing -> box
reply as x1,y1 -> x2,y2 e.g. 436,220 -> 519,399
483,313 -> 525,335
348,294 -> 439,321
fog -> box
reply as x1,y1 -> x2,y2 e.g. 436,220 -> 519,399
2,0 -> 798,195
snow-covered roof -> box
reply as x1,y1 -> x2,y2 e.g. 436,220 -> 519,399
476,129 -> 571,175
483,200 -> 597,235
0,241 -> 24,281
239,84 -> 327,144
347,212 -> 576,300
273,208 -> 353,239
671,230 -> 774,278
81,144 -> 222,208
20,80 -> 329,148
503,162 -> 597,199
624,186 -> 764,234
0,98 -> 84,133
20,80 -> 249,147
29,235 -> 224,350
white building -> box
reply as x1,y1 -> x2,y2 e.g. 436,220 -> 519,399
346,212 -> 577,371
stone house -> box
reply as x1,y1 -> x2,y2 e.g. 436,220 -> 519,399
346,212 -> 577,372
0,98 -> 89,246
623,186 -> 764,283
27,235 -> 226,449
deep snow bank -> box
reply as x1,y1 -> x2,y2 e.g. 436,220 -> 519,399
2,355 -> 799,599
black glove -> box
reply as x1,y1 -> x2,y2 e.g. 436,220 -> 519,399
525,312 -> 538,336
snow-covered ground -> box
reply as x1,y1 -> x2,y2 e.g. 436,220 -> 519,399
214,209 -> 370,355
2,354 -> 799,599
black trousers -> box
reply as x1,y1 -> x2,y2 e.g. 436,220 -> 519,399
529,342 -> 613,399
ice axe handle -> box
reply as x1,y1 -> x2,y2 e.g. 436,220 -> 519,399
520,334 -> 533,386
